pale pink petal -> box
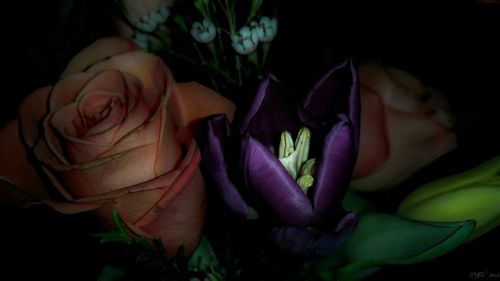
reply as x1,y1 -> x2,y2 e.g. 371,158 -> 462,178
358,64 -> 423,113
350,107 -> 457,191
60,37 -> 139,78
352,88 -> 389,178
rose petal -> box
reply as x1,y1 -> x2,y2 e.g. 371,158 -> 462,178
86,51 -> 171,110
49,73 -> 95,110
357,64 -> 423,113
241,135 -> 312,226
20,86 -> 51,147
43,199 -> 106,214
51,142 -> 162,197
201,114 -> 251,218
240,74 -> 302,146
60,37 -> 139,78
138,169 -> 206,255
352,88 -> 389,179
350,107 -> 457,191
271,212 -> 358,258
77,91 -> 127,137
169,82 -> 236,128
311,115 -> 356,223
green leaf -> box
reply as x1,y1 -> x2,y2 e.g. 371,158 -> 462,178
335,261 -> 381,281
342,190 -> 377,214
332,213 -> 475,281
342,213 -> 475,264
96,265 -> 126,281
188,236 -> 220,272
247,0 -> 263,23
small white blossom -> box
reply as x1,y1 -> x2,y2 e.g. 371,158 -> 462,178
231,26 -> 259,55
250,17 -> 278,42
190,19 -> 216,43
136,3 -> 170,32
132,32 -> 149,50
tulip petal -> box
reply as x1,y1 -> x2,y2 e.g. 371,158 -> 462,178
311,115 -> 356,222
60,37 -> 139,78
271,212 -> 358,258
201,114 -> 251,218
241,135 -> 312,226
302,60 -> 360,151
239,74 -> 302,147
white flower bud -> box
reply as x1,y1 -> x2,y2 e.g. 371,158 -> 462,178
191,19 -> 217,43
136,2 -> 170,32
231,26 -> 259,55
250,16 -> 278,42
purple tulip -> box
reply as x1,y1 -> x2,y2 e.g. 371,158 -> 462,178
201,60 -> 360,257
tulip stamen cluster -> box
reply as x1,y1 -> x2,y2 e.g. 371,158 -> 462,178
278,127 -> 316,192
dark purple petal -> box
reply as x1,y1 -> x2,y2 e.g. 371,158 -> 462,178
239,74 -> 302,147
311,115 -> 356,223
271,212 -> 358,259
241,135 -> 313,226
201,114 -> 251,218
301,60 -> 360,153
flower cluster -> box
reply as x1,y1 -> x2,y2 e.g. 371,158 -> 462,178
114,0 -> 278,95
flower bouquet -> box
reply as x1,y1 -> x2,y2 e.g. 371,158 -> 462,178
1,1 -> 499,280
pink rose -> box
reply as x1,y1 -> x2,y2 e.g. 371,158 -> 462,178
1,37 -> 235,255
351,63 -> 457,191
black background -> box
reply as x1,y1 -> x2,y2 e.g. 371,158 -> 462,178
1,1 -> 499,280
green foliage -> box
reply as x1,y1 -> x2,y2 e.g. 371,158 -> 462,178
94,210 -> 225,281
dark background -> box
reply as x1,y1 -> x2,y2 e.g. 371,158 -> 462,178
1,0 -> 499,280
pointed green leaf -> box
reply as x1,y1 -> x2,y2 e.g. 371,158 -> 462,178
341,213 -> 475,264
